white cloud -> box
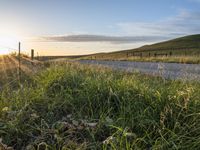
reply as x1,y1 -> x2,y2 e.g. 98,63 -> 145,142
38,34 -> 168,44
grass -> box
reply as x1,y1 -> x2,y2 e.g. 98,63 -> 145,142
1,61 -> 200,149
125,56 -> 200,64
138,34 -> 200,50
83,56 -> 200,64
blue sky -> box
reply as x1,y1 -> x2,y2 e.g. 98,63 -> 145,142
0,0 -> 200,55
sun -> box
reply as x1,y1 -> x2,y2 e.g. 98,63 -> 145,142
0,35 -> 21,55
0,49 -> 9,55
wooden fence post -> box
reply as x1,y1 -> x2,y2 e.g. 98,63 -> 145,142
18,42 -> 21,80
31,49 -> 34,65
140,53 -> 142,58
31,49 -> 34,60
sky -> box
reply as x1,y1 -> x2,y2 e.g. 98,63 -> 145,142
0,0 -> 200,56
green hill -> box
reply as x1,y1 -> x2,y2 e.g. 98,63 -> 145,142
85,34 -> 200,59
139,34 -> 200,50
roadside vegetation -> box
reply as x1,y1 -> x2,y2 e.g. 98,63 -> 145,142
1,60 -> 200,149
83,55 -> 200,64
126,56 -> 200,64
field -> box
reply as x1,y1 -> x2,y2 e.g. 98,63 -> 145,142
81,55 -> 200,64
77,34 -> 200,64
1,56 -> 200,149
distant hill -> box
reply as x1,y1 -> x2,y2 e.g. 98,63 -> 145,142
84,34 -> 200,59
138,34 -> 200,50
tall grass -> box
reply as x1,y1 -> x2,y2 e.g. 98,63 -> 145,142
83,56 -> 200,64
0,62 -> 200,149
126,56 -> 200,64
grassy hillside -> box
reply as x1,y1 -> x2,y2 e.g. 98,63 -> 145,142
139,34 -> 200,51
80,34 -> 200,63
1,61 -> 200,149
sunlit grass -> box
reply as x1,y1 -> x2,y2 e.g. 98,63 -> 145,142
82,55 -> 200,64
0,61 -> 200,149
126,56 -> 200,64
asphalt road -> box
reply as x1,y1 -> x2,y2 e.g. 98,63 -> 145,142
78,60 -> 200,80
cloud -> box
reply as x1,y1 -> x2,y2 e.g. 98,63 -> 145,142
36,10 -> 200,45
39,34 -> 168,44
117,10 -> 200,37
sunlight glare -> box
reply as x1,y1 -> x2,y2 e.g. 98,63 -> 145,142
0,35 -> 21,55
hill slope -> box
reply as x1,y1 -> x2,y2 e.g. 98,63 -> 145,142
139,34 -> 200,50
84,34 -> 200,59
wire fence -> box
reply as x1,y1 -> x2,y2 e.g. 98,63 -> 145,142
0,42 -> 39,88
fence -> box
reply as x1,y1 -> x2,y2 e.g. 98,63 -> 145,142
0,42 -> 39,83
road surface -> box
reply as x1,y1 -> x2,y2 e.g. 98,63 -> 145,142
78,60 -> 200,80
